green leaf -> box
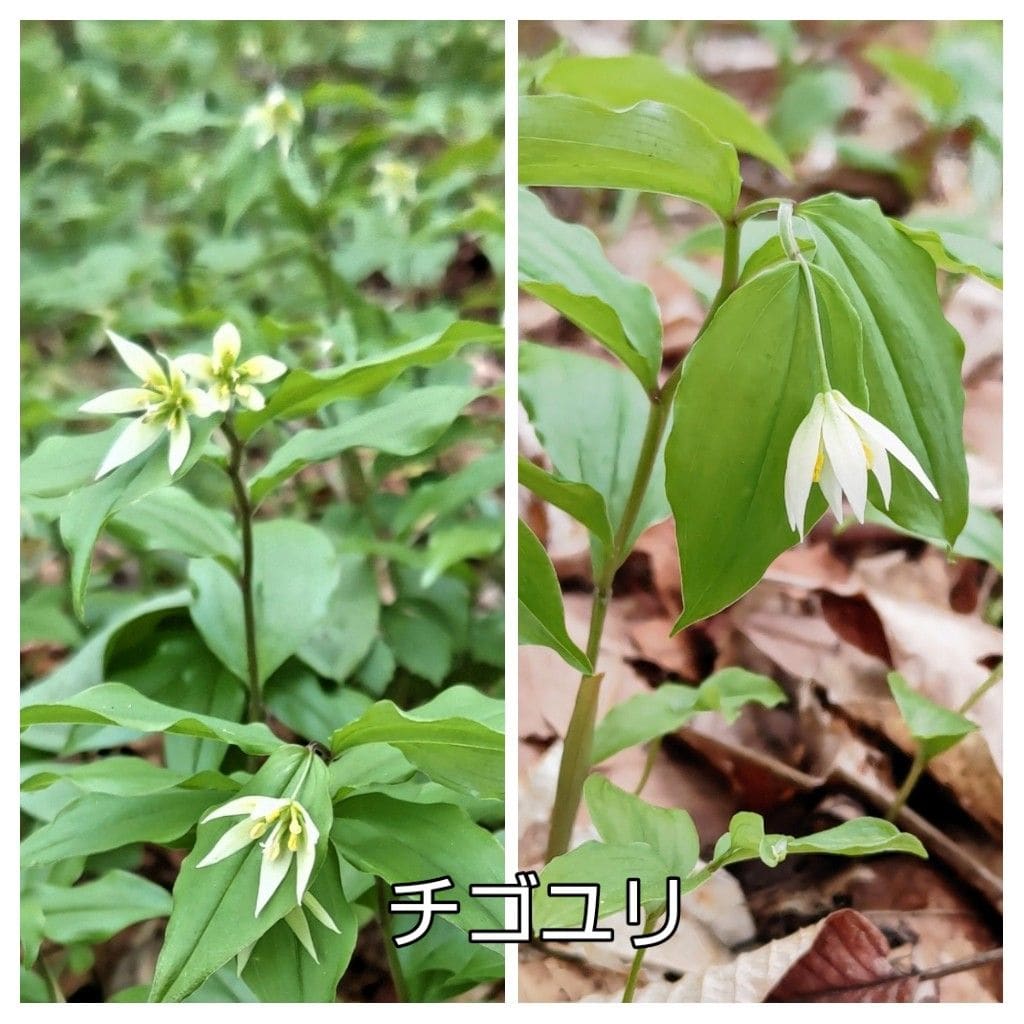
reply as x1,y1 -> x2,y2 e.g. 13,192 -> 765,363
20,682 -> 282,755
58,419 -> 218,618
242,845 -> 357,1003
887,671 -> 978,761
532,841 -> 670,930
591,669 -> 786,763
109,486 -> 240,562
786,818 -> 927,859
20,787 -> 222,868
865,45 -> 960,125
518,457 -> 613,554
770,67 -> 856,155
518,520 -> 592,674
520,342 -> 668,569
381,600 -> 453,685
666,261 -> 867,628
799,194 -> 968,544
519,187 -> 662,391
37,870 -> 172,946
584,775 -> 699,879
240,321 -> 502,435
189,520 -> 339,685
398,917 -> 504,1002
21,757 -> 235,797
519,94 -> 741,217
329,698 -> 503,800
332,795 -> 503,936
893,221 -> 1002,288
712,811 -> 927,867
249,385 -> 480,503
21,426 -> 122,499
539,53 -> 793,176
421,520 -> 503,587
150,747 -> 333,1002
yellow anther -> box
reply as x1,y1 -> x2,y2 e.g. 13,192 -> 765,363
265,807 -> 283,823
812,447 -> 825,483
249,821 -> 268,840
288,832 -> 300,852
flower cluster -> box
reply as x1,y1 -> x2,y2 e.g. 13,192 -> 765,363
81,324 -> 286,479
243,84 -> 303,159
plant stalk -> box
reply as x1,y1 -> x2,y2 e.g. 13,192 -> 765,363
376,876 -> 410,1002
223,418 -> 263,724
886,748 -> 926,823
544,379 -> 679,861
622,909 -> 664,1003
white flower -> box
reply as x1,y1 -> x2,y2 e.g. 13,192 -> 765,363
80,331 -> 216,479
370,159 -> 418,216
197,794 -> 320,916
176,323 -> 287,413
243,84 -> 302,158
784,389 -> 939,536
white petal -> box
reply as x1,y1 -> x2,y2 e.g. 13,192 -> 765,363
302,893 -> 341,934
107,331 -> 165,386
783,395 -> 825,535
293,841 -> 316,905
201,795 -> 288,823
168,416 -> 191,475
817,458 -> 846,524
175,353 -> 215,382
187,387 -> 218,418
197,818 -> 256,868
80,388 -> 156,415
821,392 -> 868,522
239,355 -> 287,384
236,384 -> 265,411
95,417 -> 163,478
213,323 -> 242,366
284,906 -> 319,963
833,394 -> 939,501
861,430 -> 892,507
255,824 -> 292,915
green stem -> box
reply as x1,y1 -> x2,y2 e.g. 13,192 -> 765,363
735,196 -> 786,224
622,910 -> 662,1003
545,380 -> 679,861
375,876 -> 410,1002
959,662 -> 1002,715
222,418 -> 263,724
886,747 -> 927,823
704,215 -> 740,323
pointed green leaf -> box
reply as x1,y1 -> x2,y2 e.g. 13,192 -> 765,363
238,321 -> 501,436
887,671 -> 978,761
666,261 -> 867,629
786,818 -> 927,859
518,456 -> 613,553
519,187 -> 662,390
540,54 -> 793,176
585,775 -> 699,879
250,385 -> 480,503
893,221 -> 1002,288
20,682 -> 282,755
519,94 -> 741,217
518,520 -> 592,674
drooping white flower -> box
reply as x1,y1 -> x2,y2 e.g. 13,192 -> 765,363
243,84 -> 302,158
784,389 -> 939,536
80,331 -> 216,479
176,323 -> 287,413
197,794 -> 320,916
370,159 -> 418,216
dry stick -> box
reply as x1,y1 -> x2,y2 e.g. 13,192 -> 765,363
680,729 -> 1003,912
222,418 -> 263,724
544,215 -> 741,861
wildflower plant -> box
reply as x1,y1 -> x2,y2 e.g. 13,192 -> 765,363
21,20 -> 504,1005
518,47 -> 998,1001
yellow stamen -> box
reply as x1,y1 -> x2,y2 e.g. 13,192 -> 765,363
287,832 -> 300,852
812,446 -> 825,483
249,821 -> 268,840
